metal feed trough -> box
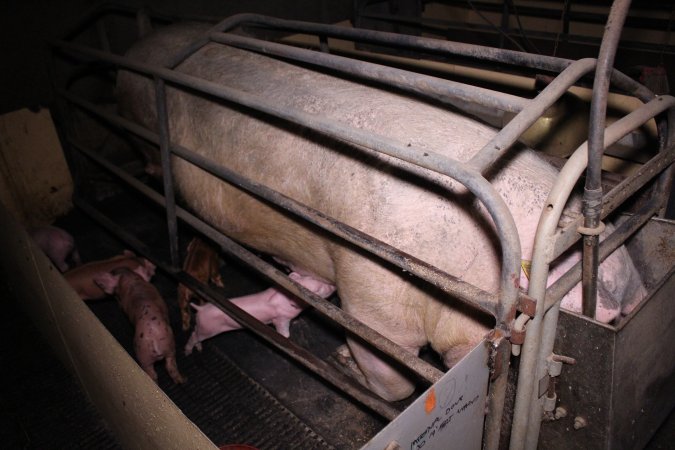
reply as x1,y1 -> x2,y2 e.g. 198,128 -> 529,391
48,2 -> 674,449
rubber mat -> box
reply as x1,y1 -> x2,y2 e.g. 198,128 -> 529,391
158,343 -> 335,450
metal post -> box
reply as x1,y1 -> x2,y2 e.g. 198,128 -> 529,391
581,0 -> 632,320
154,77 -> 180,266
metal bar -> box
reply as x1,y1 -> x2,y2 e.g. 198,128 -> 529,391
551,95 -> 675,261
411,0 -> 672,28
545,201 -> 662,311
562,0 -> 571,38
209,31 -> 530,114
67,137 -> 446,387
582,0 -> 632,320
510,94 -> 674,450
483,330 -> 511,450
499,0 -> 510,49
555,145 -> 675,259
95,19 -> 111,53
468,58 -> 597,172
358,11 -> 675,57
203,14 -> 653,102
532,2 -> 639,441
61,88 -> 501,318
72,196 -> 402,421
154,77 -> 179,267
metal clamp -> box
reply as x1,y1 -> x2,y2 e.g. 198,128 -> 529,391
577,221 -> 606,236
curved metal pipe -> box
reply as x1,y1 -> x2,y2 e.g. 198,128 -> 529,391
582,0 -> 632,319
468,58 -> 596,172
510,92 -> 673,449
511,95 -> 675,351
544,96 -> 675,311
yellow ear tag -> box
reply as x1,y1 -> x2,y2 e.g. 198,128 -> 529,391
521,260 -> 532,281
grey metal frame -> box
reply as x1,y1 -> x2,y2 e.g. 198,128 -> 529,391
50,2 -> 673,449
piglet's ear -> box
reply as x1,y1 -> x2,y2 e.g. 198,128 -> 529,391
288,272 -> 302,282
122,249 -> 136,257
94,272 -> 120,295
142,259 -> 156,278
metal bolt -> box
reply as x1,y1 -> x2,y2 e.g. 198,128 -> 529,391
573,416 -> 588,430
554,406 -> 568,419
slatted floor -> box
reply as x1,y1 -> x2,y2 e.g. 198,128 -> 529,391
0,293 -> 121,449
3,194 -> 673,449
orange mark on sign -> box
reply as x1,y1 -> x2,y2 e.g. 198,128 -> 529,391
425,388 -> 436,414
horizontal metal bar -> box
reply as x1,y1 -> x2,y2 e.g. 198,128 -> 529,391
544,201 -> 661,312
208,14 -> 653,102
553,147 -> 675,261
73,196 -> 402,421
416,0 -> 674,29
365,13 -> 675,56
209,31 -> 530,114
68,137 -> 446,386
61,89 -> 500,317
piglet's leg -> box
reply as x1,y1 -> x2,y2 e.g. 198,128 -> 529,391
140,361 -> 159,382
177,284 -> 193,331
272,317 -> 293,338
211,272 -> 224,288
184,331 -> 203,355
71,248 -> 82,267
165,355 -> 186,384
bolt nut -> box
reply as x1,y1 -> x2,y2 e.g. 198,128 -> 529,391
573,416 -> 588,430
554,406 -> 568,419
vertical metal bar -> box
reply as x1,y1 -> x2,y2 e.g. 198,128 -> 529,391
483,332 -> 511,450
154,77 -> 179,267
528,3 -> 634,444
319,35 -> 330,53
509,77 -> 673,450
95,18 -> 111,53
582,0 -> 632,320
499,1 -> 510,49
562,0 -> 571,39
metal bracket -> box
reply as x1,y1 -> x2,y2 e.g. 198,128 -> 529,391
509,327 -> 526,346
516,293 -> 537,316
486,328 -> 510,380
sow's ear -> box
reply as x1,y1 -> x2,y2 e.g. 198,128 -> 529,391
94,272 -> 121,295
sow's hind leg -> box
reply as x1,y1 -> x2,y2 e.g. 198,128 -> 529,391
336,263 -> 427,402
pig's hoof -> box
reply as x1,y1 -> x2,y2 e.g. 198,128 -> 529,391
172,374 -> 187,384
328,344 -> 368,387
